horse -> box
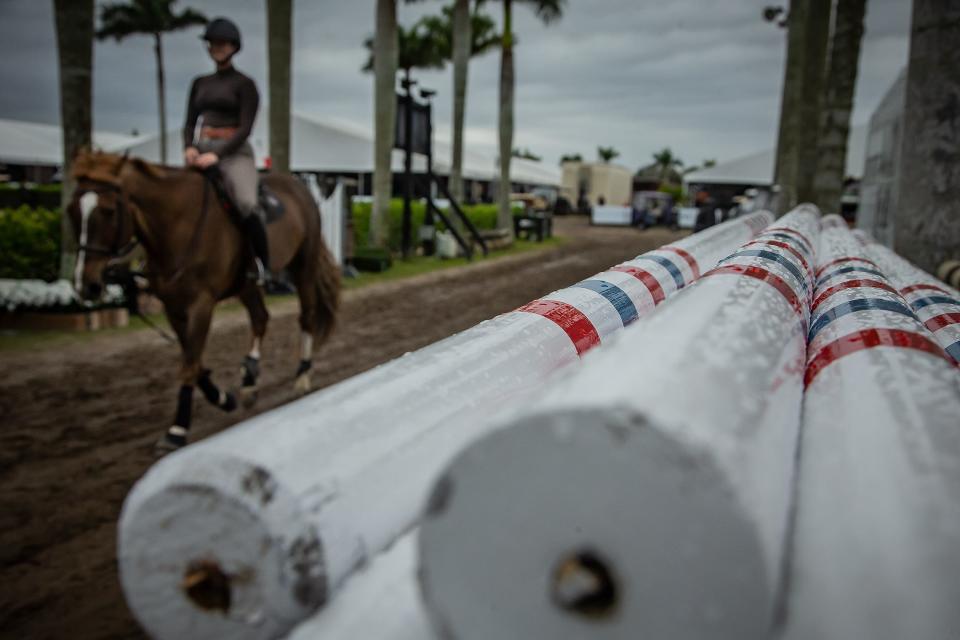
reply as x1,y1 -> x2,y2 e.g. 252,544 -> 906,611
67,150 -> 340,451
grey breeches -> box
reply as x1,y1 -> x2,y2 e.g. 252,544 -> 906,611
195,139 -> 258,218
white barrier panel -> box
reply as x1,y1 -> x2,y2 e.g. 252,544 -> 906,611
417,206 -> 819,639
117,212 -> 773,640
852,230 -> 960,364
591,205 -> 632,226
783,216 -> 960,639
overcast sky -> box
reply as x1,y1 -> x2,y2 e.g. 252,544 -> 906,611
0,0 -> 911,171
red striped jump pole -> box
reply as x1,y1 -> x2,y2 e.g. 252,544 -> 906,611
783,216 -> 960,639
416,206 -> 821,639
853,229 -> 960,364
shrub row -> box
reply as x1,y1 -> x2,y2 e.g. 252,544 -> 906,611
0,206 -> 61,281
0,199 -> 524,281
351,199 -> 522,251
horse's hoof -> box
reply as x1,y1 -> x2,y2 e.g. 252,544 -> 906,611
294,373 -> 311,393
219,391 -> 238,412
155,429 -> 187,456
239,385 -> 259,409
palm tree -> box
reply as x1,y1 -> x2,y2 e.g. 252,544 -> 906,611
267,0 -> 292,173
597,146 -> 619,163
769,0 -> 831,213
512,147 -> 541,161
96,0 -> 207,165
364,20 -> 448,82
559,153 -> 582,164
53,0 -> 94,279
492,0 -> 565,232
812,0 -> 866,214
371,0 -> 399,248
652,147 -> 682,181
365,15 -> 447,251
419,2 -> 501,202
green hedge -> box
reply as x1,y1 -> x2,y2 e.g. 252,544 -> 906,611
0,206 -> 61,280
0,198 -> 524,281
352,199 -> 520,251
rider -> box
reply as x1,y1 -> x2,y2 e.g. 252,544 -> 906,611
183,17 -> 271,284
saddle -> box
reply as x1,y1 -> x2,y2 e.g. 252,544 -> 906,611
204,168 -> 285,224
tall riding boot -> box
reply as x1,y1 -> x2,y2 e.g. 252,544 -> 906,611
244,213 -> 273,286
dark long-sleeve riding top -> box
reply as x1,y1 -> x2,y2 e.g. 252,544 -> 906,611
182,65 -> 259,157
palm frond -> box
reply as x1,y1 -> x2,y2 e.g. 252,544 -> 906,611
96,3 -> 148,39
517,0 -> 565,24
169,7 -> 207,31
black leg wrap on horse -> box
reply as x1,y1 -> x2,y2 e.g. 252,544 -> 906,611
242,355 -> 260,387
174,385 -> 194,430
296,359 -> 311,377
197,369 -> 221,405
197,369 -> 237,411
244,214 -> 271,267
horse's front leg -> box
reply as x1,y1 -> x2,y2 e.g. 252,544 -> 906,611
238,283 -> 269,408
157,294 -> 235,452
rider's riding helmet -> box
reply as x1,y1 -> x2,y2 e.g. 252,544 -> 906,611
202,18 -> 242,52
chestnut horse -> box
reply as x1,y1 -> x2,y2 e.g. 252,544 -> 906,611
68,151 -> 339,451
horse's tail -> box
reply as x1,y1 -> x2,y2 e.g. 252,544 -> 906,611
309,234 -> 340,344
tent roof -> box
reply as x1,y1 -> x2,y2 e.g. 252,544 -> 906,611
106,113 -> 562,187
0,115 -> 560,187
683,124 -> 868,186
0,118 -> 139,166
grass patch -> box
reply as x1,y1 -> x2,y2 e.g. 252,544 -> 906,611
342,236 -> 566,289
0,236 -> 566,353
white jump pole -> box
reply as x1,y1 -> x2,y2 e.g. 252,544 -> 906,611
417,206 -> 820,639
117,211 -> 774,639
853,229 -> 960,364
285,532 -> 430,640
782,216 -> 960,639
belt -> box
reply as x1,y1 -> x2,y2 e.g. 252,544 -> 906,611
200,126 -> 238,140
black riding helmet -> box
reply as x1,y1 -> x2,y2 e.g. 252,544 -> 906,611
202,17 -> 242,51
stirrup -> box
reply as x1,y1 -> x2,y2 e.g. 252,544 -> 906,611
250,257 -> 273,287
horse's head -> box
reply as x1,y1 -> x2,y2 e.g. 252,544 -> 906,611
68,150 -> 136,300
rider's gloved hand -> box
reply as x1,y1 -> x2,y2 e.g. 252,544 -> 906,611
184,147 -> 200,166
195,152 -> 220,169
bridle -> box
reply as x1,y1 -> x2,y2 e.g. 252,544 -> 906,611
75,177 -> 141,260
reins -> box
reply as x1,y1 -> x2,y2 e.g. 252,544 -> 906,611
76,164 -> 219,345
164,171 -> 213,285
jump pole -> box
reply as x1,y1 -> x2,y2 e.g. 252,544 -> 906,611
416,206 -> 820,639
853,229 -> 960,363
117,212 -> 773,639
781,216 -> 960,639
284,533 -> 429,640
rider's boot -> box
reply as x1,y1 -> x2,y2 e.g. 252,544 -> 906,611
244,212 -> 274,286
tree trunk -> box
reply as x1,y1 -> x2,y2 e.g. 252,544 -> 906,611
794,0 -> 832,205
371,0 -> 398,248
813,0 -> 866,214
894,0 -> 960,272
154,33 -> 167,165
497,0 -> 514,232
53,0 -> 93,279
450,0 -> 471,203
773,0 -> 831,214
267,0 -> 293,173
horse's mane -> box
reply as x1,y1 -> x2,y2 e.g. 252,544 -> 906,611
72,149 -> 191,184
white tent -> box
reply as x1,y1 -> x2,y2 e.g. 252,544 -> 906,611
683,124 -> 868,187
0,117 -> 139,166
107,112 -> 561,187
0,115 -> 560,188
